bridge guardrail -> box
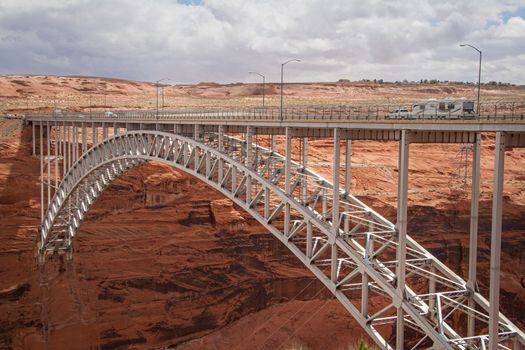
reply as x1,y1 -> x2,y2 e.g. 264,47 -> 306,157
24,101 -> 525,122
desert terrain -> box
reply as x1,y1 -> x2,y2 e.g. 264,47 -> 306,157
2,75 -> 525,114
0,75 -> 524,349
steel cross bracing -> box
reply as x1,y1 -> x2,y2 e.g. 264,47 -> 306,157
35,127 -> 524,350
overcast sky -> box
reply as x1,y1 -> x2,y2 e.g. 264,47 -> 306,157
1,0 -> 524,84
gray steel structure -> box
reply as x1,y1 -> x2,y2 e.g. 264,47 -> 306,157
26,105 -> 525,350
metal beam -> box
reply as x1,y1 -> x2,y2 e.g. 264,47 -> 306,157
302,137 -> 308,202
396,130 -> 410,350
74,125 -> 78,163
82,123 -> 87,153
284,127 -> 292,236
54,121 -> 59,194
489,132 -> 506,349
246,127 -> 253,205
218,125 -> 224,182
333,128 -> 341,231
345,140 -> 351,193
343,139 -> 352,234
332,128 -> 341,283
39,121 -> 44,222
46,122 -> 51,206
63,124 -> 67,175
468,132 -> 481,336
32,122 -> 36,155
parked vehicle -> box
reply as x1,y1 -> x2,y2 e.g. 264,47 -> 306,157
386,107 -> 411,119
412,98 -> 475,119
386,98 -> 476,119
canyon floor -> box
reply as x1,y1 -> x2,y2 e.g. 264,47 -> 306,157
0,76 -> 524,349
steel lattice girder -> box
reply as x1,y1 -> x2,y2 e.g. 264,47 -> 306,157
38,130 -> 525,350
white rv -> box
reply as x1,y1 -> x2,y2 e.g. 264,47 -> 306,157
411,98 -> 475,119
386,98 -> 476,119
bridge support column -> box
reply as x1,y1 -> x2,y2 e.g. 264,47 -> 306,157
489,132 -> 506,350
396,130 -> 410,350
306,220 -> 313,259
194,124 -> 201,140
428,264 -> 436,320
331,128 -> 341,283
70,125 -> 74,167
46,122 -> 51,206
345,140 -> 351,192
302,137 -> 308,203
68,126 -> 72,169
113,123 -> 119,136
264,186 -> 270,220
82,123 -> 87,153
344,139 -> 351,233
91,123 -> 97,147
362,220 -> 374,317
271,133 -> 276,153
322,188 -> 327,218
32,122 -> 36,155
54,121 -> 58,193
231,165 -> 237,193
63,124 -> 67,175
468,132 -> 481,337
284,127 -> 291,236
39,121 -> 44,222
246,127 -> 253,204
218,125 -> 224,182
194,125 -> 201,169
74,125 -> 78,163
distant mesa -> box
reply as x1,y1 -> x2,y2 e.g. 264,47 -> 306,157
197,81 -> 220,86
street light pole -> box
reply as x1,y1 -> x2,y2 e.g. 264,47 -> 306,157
156,78 -> 171,119
280,59 -> 301,121
249,72 -> 265,108
460,44 -> 482,114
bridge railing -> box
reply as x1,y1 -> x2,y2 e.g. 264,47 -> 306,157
24,100 -> 525,122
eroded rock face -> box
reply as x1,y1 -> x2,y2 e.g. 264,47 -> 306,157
0,126 -> 524,349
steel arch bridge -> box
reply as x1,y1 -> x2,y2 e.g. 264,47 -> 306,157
27,111 -> 525,350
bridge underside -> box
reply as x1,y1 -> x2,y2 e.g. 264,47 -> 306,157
29,117 -> 525,350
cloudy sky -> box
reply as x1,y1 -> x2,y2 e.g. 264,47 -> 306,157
1,0 -> 524,84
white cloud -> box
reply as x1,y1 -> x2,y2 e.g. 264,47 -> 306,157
0,0 -> 524,84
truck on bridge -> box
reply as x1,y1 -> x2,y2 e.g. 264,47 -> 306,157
387,97 -> 476,119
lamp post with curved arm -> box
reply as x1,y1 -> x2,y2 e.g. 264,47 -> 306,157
280,59 -> 301,120
156,78 -> 172,119
460,44 -> 482,114
249,71 -> 265,108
